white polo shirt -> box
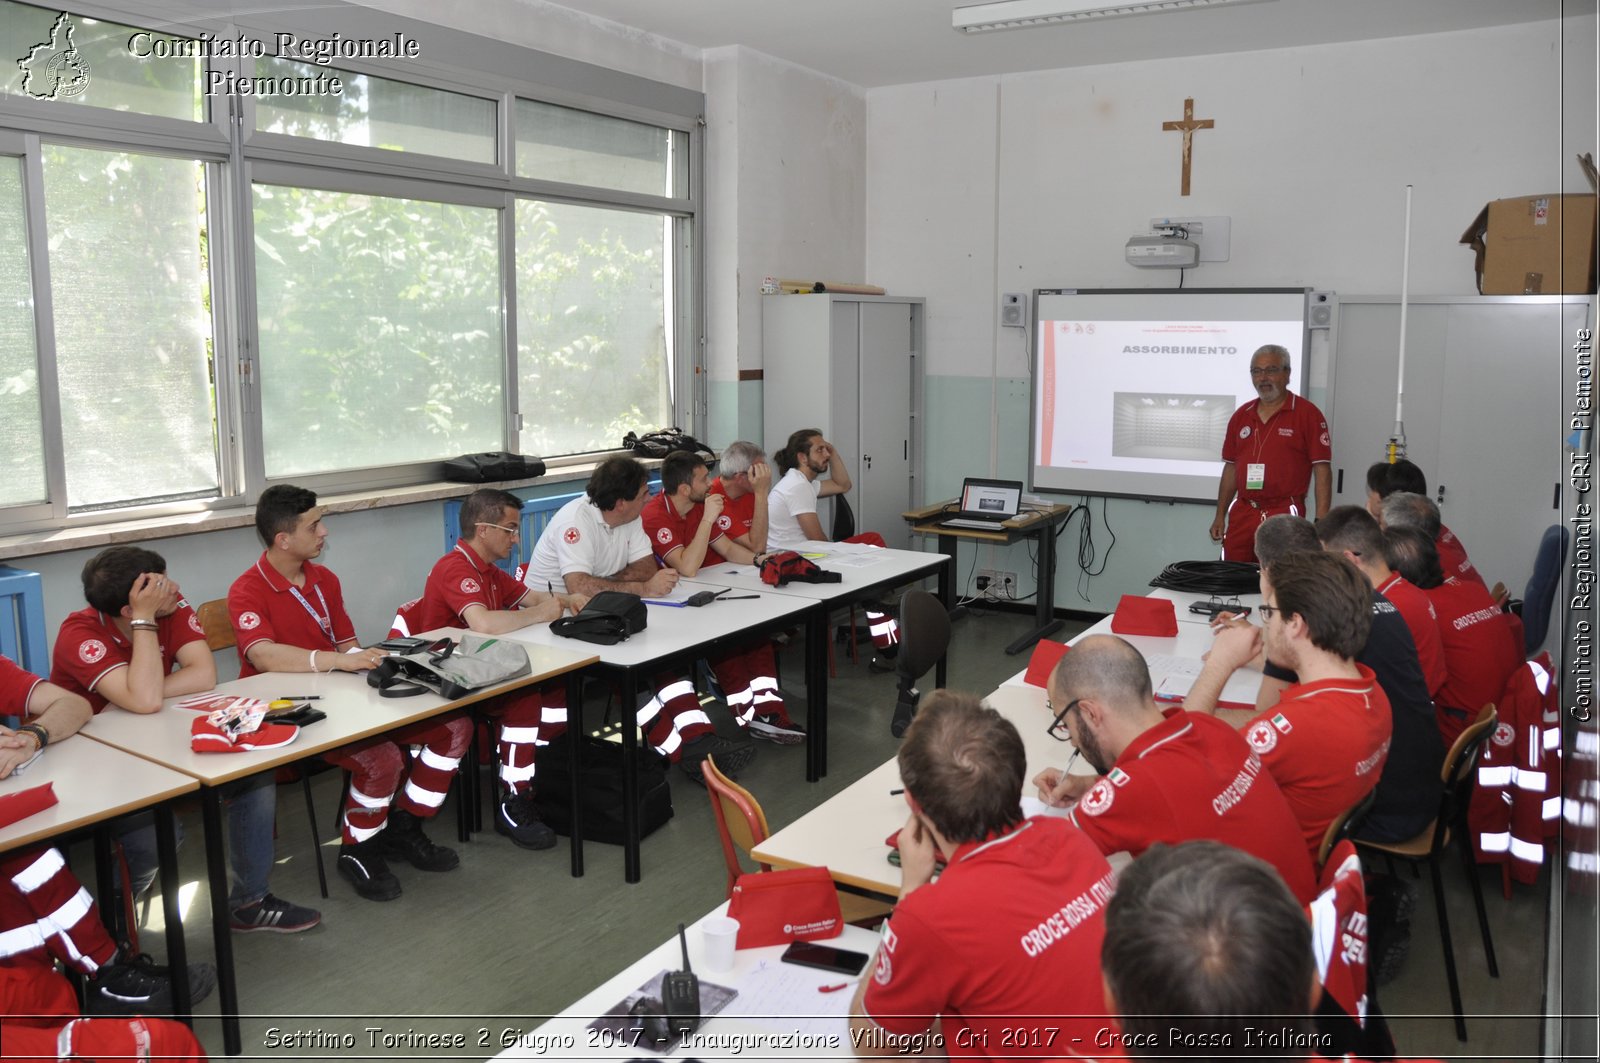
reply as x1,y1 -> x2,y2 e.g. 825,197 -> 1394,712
767,467 -> 822,551
524,495 -> 652,594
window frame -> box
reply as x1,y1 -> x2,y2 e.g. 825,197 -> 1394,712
0,0 -> 705,535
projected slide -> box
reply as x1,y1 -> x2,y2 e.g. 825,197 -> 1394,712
1030,290 -> 1309,502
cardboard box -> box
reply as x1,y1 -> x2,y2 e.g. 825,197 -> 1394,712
1460,192 -> 1597,295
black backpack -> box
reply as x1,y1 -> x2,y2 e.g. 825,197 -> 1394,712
622,428 -> 715,461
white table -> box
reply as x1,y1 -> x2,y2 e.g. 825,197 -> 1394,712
499,583 -> 819,882
693,546 -> 953,779
1,736 -> 201,1019
753,586 -> 1264,898
81,636 -> 595,1056
499,902 -> 885,1060
750,683 -> 1095,898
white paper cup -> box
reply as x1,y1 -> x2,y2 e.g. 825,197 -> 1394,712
701,916 -> 740,973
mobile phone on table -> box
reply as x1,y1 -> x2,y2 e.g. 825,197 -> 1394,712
780,941 -> 869,976
377,636 -> 428,652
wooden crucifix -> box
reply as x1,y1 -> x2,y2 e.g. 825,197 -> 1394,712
1162,97 -> 1214,197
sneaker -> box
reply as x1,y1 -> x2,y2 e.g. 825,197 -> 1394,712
495,792 -> 558,850
748,715 -> 807,746
378,809 -> 459,872
88,955 -> 216,1014
868,655 -> 898,675
679,733 -> 757,784
337,838 -> 402,901
230,893 -> 321,934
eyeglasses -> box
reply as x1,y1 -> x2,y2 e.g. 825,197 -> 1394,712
1046,696 -> 1081,743
1257,603 -> 1280,621
1249,365 -> 1289,377
475,522 -> 520,537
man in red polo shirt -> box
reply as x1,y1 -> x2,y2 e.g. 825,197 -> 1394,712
52,546 -> 318,933
851,691 -> 1113,1058
1366,461 -> 1486,590
1317,507 -> 1447,696
641,451 -> 804,744
229,485 -> 472,903
704,439 -> 772,563
398,488 -> 580,849
1033,635 -> 1316,904
1386,527 -> 1521,746
1196,550 -> 1392,861
1209,344 -> 1332,563
1102,842 -> 1439,1063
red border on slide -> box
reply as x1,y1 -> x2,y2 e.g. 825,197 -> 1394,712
1040,323 -> 1056,462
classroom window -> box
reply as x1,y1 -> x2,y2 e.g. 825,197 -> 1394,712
0,156 -> 47,508
255,60 -> 497,164
515,200 -> 673,457
0,1 -> 204,122
43,145 -> 220,510
516,98 -> 687,198
253,183 -> 505,477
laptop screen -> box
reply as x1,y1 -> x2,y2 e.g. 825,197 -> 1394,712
960,479 -> 1023,517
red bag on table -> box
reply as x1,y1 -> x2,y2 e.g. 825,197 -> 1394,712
727,866 -> 843,948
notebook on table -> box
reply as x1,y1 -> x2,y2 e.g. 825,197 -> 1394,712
938,478 -> 1024,530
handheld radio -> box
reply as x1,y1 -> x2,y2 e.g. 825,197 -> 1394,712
662,922 -> 701,1037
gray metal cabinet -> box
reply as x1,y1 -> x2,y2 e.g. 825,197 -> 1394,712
1329,295 -> 1591,630
762,294 -> 925,548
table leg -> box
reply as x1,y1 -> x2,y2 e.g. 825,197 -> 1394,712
1005,524 -> 1064,655
936,558 -> 952,687
937,534 -> 957,611
201,789 -> 241,1055
621,672 -> 641,884
566,671 -> 585,879
154,803 -> 191,1023
805,605 -> 829,781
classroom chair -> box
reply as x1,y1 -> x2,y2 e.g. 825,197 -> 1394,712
702,754 -> 893,926
1355,703 -> 1499,1042
1316,787 -> 1377,872
891,589 -> 952,738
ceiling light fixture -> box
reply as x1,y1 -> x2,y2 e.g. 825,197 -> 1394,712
953,0 -> 1276,34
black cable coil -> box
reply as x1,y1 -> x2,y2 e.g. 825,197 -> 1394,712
1148,559 -> 1261,596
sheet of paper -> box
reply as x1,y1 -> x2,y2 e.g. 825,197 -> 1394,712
720,959 -> 856,1042
1147,654 -> 1260,709
642,584 -> 698,606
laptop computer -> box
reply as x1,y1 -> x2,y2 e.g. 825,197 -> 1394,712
938,478 -> 1024,530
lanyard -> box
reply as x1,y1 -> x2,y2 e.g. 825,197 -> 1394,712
288,583 -> 336,646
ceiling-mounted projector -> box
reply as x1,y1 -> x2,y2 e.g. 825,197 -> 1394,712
1125,232 -> 1199,269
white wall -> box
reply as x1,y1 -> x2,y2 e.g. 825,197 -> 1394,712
703,47 -> 866,445
868,17 -> 1598,381
863,17 -> 1596,611
343,0 -> 703,90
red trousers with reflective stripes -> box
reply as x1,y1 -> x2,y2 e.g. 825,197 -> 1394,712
1,847 -> 117,976
324,717 -> 472,844
506,673 -> 717,766
474,691 -> 549,797
710,643 -> 792,726
3,967 -> 207,1061
843,533 -> 900,650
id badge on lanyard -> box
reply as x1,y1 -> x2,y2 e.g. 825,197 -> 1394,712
288,585 -> 336,646
1245,463 -> 1266,491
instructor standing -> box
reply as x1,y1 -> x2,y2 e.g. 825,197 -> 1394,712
1209,344 -> 1331,563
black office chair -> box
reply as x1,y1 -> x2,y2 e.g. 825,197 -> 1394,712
1517,524 -> 1568,655
830,492 -> 856,542
890,589 -> 952,737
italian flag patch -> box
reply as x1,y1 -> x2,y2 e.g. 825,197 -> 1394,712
1108,767 -> 1131,787
1271,713 -> 1293,734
